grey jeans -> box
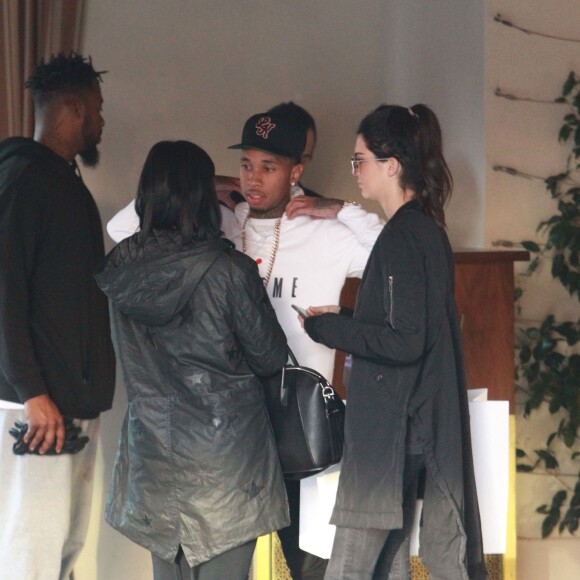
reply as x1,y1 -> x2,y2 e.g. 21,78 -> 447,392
324,454 -> 425,580
151,540 -> 257,580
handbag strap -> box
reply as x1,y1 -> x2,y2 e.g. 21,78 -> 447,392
287,346 -> 299,367
279,347 -> 342,408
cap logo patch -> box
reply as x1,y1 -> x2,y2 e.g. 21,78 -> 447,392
255,116 -> 276,139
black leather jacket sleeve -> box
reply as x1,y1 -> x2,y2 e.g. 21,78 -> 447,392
304,223 -> 426,366
231,259 -> 288,376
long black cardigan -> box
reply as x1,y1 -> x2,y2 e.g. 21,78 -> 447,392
304,200 -> 487,579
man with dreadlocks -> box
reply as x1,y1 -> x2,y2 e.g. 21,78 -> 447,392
0,53 -> 115,579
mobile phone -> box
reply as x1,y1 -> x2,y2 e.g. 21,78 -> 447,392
292,304 -> 309,318
229,190 -> 245,204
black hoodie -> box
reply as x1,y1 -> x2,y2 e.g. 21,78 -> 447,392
0,137 -> 115,418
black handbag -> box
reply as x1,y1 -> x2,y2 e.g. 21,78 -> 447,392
262,348 -> 345,479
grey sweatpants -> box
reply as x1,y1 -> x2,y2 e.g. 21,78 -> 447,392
0,409 -> 99,580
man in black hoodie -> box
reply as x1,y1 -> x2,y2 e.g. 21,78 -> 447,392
0,53 -> 115,580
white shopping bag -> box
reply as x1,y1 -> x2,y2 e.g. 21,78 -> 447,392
299,463 -> 340,559
299,389 -> 510,557
468,395 -> 510,553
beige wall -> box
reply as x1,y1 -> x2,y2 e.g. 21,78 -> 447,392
80,1 -> 487,251
77,1 -> 580,579
485,1 -> 580,578
79,3 -> 394,578
485,0 -> 580,322
79,1 -> 580,579
81,0 -> 389,243
380,1 -> 486,247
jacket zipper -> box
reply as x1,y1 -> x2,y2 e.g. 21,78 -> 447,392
388,275 -> 396,329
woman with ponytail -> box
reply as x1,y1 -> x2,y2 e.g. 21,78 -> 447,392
301,105 -> 487,579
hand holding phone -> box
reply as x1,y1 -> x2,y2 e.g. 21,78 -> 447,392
292,304 -> 309,318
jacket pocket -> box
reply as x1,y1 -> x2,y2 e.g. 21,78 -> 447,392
382,271 -> 423,334
382,274 -> 396,329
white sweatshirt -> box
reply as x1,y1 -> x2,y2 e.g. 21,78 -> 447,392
106,187 -> 384,380
106,199 -> 242,242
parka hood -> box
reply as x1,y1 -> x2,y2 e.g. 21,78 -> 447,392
96,231 -> 232,327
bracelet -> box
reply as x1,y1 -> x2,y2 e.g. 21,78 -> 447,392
341,200 -> 359,210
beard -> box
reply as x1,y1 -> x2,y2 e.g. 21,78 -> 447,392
79,141 -> 100,167
79,113 -> 101,167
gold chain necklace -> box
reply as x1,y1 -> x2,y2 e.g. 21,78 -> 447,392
242,215 -> 281,288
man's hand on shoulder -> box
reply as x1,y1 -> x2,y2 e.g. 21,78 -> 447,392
23,394 -> 64,454
214,175 -> 243,210
286,196 -> 344,220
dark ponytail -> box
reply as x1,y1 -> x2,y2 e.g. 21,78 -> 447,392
357,104 -> 452,227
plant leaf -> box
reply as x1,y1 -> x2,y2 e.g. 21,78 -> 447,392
522,240 -> 541,253
563,71 -> 577,96
542,514 -> 560,538
517,464 -> 535,473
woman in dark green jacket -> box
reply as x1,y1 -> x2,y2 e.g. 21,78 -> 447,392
96,141 -> 288,580
302,105 -> 487,579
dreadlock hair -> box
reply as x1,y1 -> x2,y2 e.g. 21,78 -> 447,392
135,141 -> 222,245
357,104 -> 452,228
25,52 -> 106,108
268,101 -> 317,139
